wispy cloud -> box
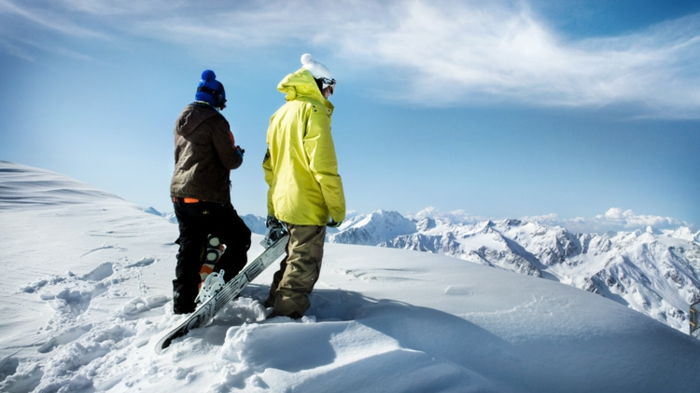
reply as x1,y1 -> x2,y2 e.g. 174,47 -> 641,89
414,206 -> 695,233
51,0 -> 183,16
0,37 -> 36,62
325,1 -> 700,118
525,207 -> 694,233
0,0 -> 108,38
2,0 -> 699,117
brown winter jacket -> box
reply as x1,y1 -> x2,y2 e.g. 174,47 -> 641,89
170,102 -> 242,204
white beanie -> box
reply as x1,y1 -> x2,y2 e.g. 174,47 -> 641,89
300,53 -> 333,80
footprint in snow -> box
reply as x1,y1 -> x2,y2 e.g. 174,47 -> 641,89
118,296 -> 169,319
37,324 -> 93,353
81,262 -> 114,281
125,257 -> 156,268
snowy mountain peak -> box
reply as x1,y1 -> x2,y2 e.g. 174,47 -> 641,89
416,216 -> 436,231
414,206 -> 439,218
330,209 -> 416,245
503,218 -> 523,227
670,226 -> 700,243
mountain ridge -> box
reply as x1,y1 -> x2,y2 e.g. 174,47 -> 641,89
328,209 -> 700,333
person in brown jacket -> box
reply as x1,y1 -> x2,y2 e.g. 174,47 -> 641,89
170,69 -> 251,314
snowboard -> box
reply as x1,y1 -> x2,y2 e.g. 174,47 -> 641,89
155,233 -> 289,353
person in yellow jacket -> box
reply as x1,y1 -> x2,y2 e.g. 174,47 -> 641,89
263,53 -> 346,318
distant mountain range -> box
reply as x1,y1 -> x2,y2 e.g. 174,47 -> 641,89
325,209 -> 700,333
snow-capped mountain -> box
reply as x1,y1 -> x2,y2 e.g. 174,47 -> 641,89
332,209 -> 417,245
329,210 -> 700,332
240,214 -> 267,236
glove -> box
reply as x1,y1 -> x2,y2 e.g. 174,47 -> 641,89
262,215 -> 287,247
266,215 -> 281,229
326,219 -> 342,228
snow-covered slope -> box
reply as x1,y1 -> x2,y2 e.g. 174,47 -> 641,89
2,162 -> 700,393
0,161 -> 122,207
329,210 -> 700,333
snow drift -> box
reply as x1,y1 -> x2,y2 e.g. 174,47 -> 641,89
1,161 -> 699,393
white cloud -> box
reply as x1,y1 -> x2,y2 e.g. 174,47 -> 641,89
328,1 -> 700,117
525,207 -> 692,233
3,0 -> 700,117
0,0 -> 108,38
412,206 -> 692,233
51,0 -> 182,16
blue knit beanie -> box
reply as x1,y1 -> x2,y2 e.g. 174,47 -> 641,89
195,69 -> 226,109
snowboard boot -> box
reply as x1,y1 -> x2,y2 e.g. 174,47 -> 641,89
172,283 -> 197,314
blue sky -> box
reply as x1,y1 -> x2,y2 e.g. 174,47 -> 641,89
1,0 -> 699,230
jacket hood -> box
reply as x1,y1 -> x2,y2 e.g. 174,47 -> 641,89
277,68 -> 334,111
176,103 -> 220,137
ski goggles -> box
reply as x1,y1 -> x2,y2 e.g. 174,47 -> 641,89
320,78 -> 336,89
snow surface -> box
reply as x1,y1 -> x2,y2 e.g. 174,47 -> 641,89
1,161 -> 700,393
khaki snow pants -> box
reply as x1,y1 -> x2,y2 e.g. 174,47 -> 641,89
266,224 -> 326,318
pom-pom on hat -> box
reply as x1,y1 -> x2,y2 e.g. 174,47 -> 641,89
300,54 -> 333,80
301,54 -> 336,94
195,69 -> 227,109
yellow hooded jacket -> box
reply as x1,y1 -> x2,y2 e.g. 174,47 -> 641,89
263,68 -> 346,226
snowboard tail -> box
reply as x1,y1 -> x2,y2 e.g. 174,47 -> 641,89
155,234 -> 289,352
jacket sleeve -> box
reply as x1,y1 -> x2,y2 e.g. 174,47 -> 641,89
262,148 -> 275,217
303,105 -> 346,223
211,117 -> 243,170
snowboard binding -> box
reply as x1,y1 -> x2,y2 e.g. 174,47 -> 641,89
195,269 -> 226,305
262,217 -> 288,247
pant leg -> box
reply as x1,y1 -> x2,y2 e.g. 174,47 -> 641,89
266,252 -> 289,308
172,201 -> 209,314
212,204 -> 251,281
268,224 -> 326,317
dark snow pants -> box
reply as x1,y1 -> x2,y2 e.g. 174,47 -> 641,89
172,200 -> 251,314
